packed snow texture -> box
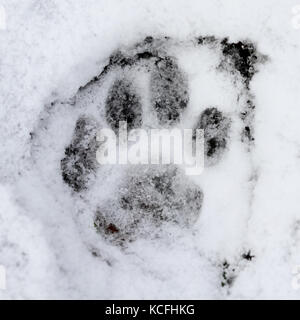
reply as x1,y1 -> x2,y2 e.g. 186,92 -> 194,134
1,0 -> 300,299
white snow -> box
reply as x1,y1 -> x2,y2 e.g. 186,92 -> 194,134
0,0 -> 300,299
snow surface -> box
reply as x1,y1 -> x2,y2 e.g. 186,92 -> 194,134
1,0 -> 300,299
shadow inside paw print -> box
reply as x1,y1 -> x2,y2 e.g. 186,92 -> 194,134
193,107 -> 231,165
61,116 -> 99,192
151,56 -> 189,125
58,35 -> 266,244
105,78 -> 143,133
94,165 -> 203,244
221,38 -> 259,87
